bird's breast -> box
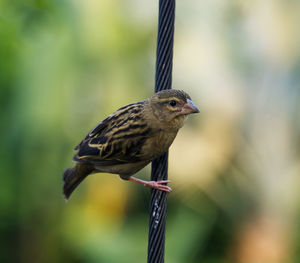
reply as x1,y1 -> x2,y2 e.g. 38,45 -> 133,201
142,130 -> 177,160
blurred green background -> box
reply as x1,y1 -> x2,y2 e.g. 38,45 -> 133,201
1,0 -> 300,262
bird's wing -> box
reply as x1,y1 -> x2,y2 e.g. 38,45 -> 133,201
73,101 -> 152,165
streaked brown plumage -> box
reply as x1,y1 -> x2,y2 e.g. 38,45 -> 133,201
63,89 -> 199,199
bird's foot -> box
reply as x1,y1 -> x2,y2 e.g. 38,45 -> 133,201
145,180 -> 172,193
129,177 -> 172,193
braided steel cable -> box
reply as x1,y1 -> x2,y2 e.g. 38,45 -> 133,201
148,0 -> 176,262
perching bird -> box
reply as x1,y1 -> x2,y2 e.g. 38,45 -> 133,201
63,89 -> 199,199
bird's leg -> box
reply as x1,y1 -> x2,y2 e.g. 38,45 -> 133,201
129,176 -> 172,193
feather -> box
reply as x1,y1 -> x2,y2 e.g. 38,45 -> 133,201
74,100 -> 153,165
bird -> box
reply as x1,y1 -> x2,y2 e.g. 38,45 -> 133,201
63,89 -> 199,199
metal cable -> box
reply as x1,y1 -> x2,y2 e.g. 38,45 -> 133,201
148,0 -> 176,262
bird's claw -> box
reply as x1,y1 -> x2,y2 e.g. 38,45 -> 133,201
144,180 -> 172,193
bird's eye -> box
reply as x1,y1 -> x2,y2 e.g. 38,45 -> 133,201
169,100 -> 177,107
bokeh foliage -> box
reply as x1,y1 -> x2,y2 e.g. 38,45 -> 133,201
1,0 -> 300,263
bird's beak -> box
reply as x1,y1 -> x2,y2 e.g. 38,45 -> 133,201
181,99 -> 200,115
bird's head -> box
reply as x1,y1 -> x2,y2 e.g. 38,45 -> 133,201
146,89 -> 200,130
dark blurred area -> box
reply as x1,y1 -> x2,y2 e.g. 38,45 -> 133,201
1,0 -> 300,262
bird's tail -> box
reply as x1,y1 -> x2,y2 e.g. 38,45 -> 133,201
63,164 -> 93,200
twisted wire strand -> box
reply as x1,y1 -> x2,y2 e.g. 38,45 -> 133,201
148,0 -> 176,262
